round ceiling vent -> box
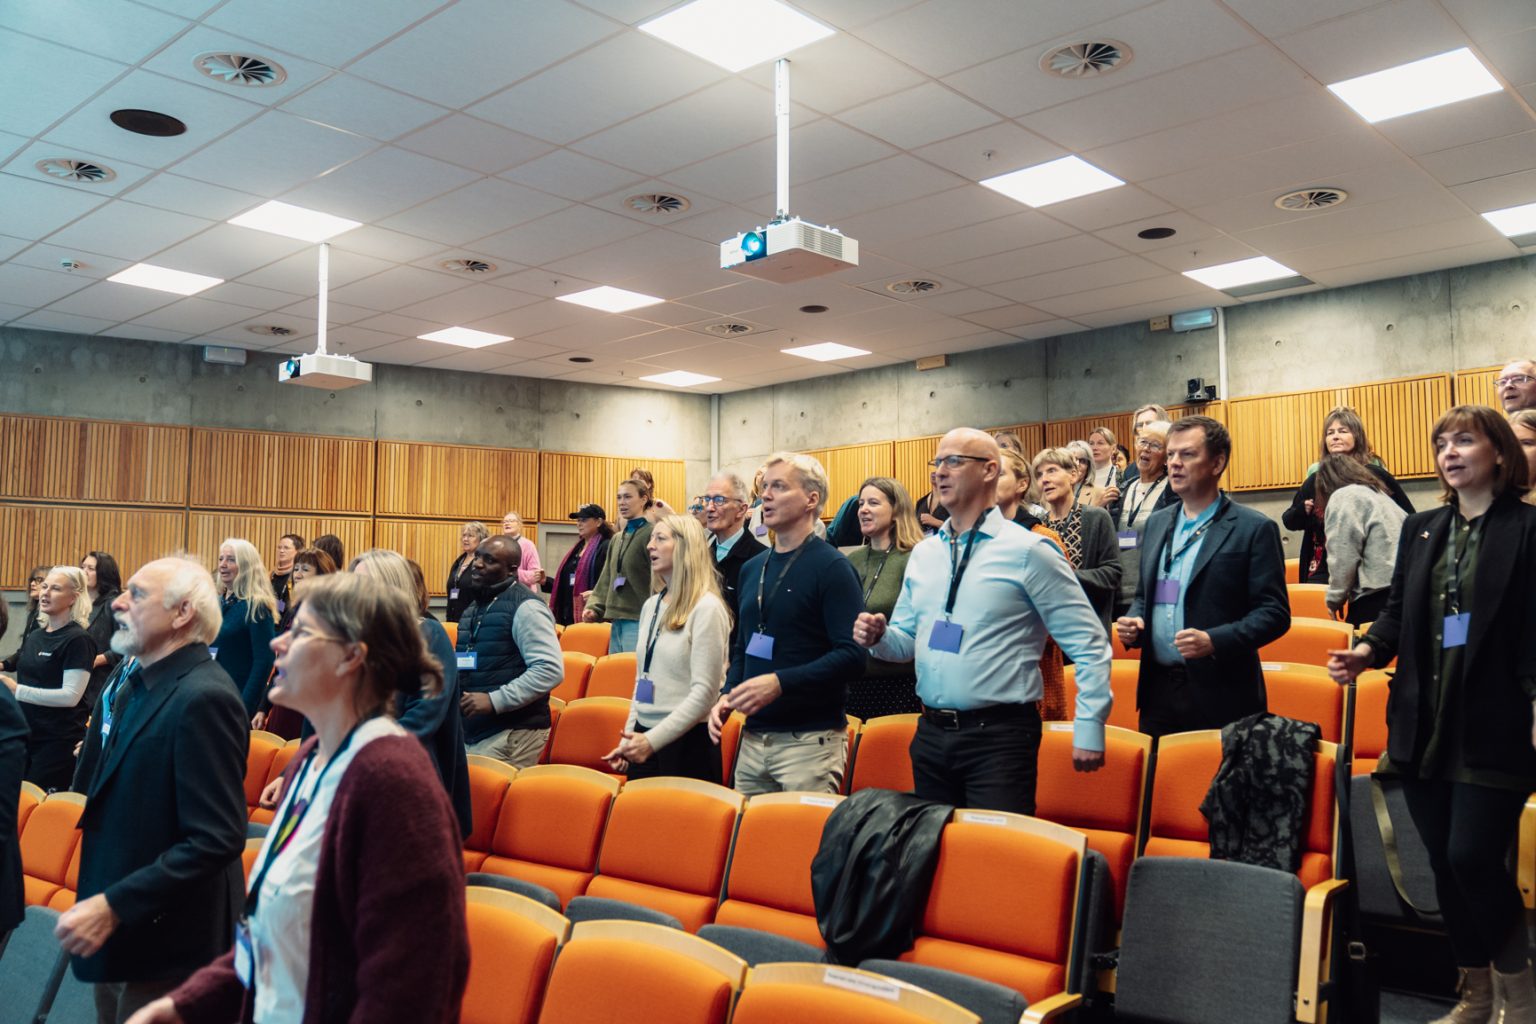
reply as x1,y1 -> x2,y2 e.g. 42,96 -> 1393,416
194,52 -> 287,87
624,193 -> 691,215
703,322 -> 754,337
36,158 -> 115,183
1274,187 -> 1349,211
246,325 -> 294,337
885,280 -> 941,296
440,258 -> 497,273
110,108 -> 187,137
1040,41 -> 1132,78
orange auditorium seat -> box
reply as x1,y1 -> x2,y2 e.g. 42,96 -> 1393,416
1286,584 -> 1332,621
20,793 -> 86,907
1263,663 -> 1345,743
244,731 -> 282,817
1035,723 -> 1152,919
1260,617 -> 1353,668
443,620 -> 458,647
718,711 -> 745,787
1061,660 -> 1141,731
536,921 -> 744,1024
733,963 -> 980,1024
47,841 -> 82,911
847,714 -> 918,794
249,740 -> 303,826
714,792 -> 842,947
480,765 -> 620,908
585,653 -> 638,700
544,697 -> 632,777
1350,670 -> 1391,775
462,756 -> 517,871
559,622 -> 611,659
464,887 -> 570,1024
17,780 -> 44,837
1284,557 -> 1301,583
584,778 -> 744,932
552,652 -> 595,703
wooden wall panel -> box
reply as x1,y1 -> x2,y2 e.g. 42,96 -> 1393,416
0,415 -> 188,506
537,453 -> 685,523
1345,374 -> 1451,480
185,513 -> 373,571
801,443 -> 893,517
1224,390 -> 1347,491
1454,365 -> 1502,410
372,518 -> 540,596
988,422 -> 1046,454
893,435 -> 943,505
375,441 -> 538,521
189,429 -> 374,514
0,504 -> 186,589
1043,413 -> 1132,452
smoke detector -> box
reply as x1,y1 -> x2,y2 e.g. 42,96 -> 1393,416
885,279 -> 942,296
1040,41 -> 1132,78
1274,187 -> 1348,212
194,52 -> 287,87
247,324 -> 295,337
440,258 -> 497,273
36,158 -> 115,183
625,193 -> 691,215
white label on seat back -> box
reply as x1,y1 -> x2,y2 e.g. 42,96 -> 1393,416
1047,722 -> 1073,733
799,795 -> 838,807
1261,662 -> 1284,670
960,812 -> 1007,826
823,968 -> 901,1001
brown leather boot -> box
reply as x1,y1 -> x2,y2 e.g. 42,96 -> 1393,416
1495,963 -> 1536,1023
1431,967 -> 1497,1024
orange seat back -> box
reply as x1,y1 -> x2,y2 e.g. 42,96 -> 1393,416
545,698 -> 631,775
1061,661 -> 1141,731
463,891 -> 568,1024
1260,617 -> 1353,668
244,734 -> 281,810
1351,671 -> 1391,775
848,715 -> 918,793
443,620 -> 458,647
482,765 -> 619,908
536,923 -> 742,1024
586,653 -> 638,700
552,652 -> 595,704
559,622 -> 611,659
1263,663 -> 1345,743
716,793 -> 840,945
1284,557 -> 1301,583
17,782 -> 43,837
20,796 -> 85,906
1286,584 -> 1332,621
718,712 -> 745,787
462,760 -> 516,870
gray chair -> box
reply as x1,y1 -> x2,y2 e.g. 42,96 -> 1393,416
860,959 -> 1027,1024
465,872 -> 563,913
1116,857 -> 1305,1024
41,963 -> 97,1024
0,906 -> 67,1024
564,895 -> 683,930
697,924 -> 825,966
246,820 -> 270,840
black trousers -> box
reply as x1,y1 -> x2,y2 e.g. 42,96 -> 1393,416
1136,663 -> 1257,738
909,707 -> 1041,815
1400,777 -> 1529,971
625,721 -> 720,784
24,735 -> 78,793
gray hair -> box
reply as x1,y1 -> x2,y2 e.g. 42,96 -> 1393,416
349,549 -> 418,606
709,471 -> 749,503
162,556 -> 222,644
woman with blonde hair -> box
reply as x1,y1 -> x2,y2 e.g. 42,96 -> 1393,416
214,537 -> 279,717
0,566 -> 95,789
843,477 -> 924,719
499,511 -> 545,589
445,521 -> 488,623
1511,408 -> 1536,504
604,514 -> 729,781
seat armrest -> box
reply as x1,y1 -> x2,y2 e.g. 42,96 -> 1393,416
1297,878 -> 1349,1024
1021,991 -> 1082,1023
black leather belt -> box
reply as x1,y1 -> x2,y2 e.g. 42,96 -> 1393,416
920,702 -> 1039,731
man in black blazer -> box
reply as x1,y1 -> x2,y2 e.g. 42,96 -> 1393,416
0,684 -> 25,941
703,471 -> 766,648
1116,416 -> 1290,736
58,557 -> 248,1024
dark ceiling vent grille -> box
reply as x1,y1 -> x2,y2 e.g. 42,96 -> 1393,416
1274,187 -> 1348,211
703,322 -> 753,337
625,193 -> 691,214
246,325 -> 294,337
195,52 -> 287,87
886,279 -> 941,296
36,158 -> 115,183
1040,41 -> 1131,78
440,258 -> 497,273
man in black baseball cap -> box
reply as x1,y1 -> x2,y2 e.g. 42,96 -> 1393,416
550,505 -> 610,626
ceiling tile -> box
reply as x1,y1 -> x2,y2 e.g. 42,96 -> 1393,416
349,0 -> 620,110
1141,236 -> 1263,272
911,123 -> 1066,183
148,223 -> 310,280
1472,26 -> 1536,88
390,282 -> 541,325
890,209 -> 1079,268
498,150 -> 646,202
832,186 -> 1025,249
139,26 -> 330,104
1,0 -> 190,63
101,323 -> 196,343
1273,0 -> 1469,83
378,177 -> 571,246
278,74 -> 450,142
2,148 -> 156,199
1450,167 -> 1536,212
124,296 -> 256,334
329,225 -> 446,262
170,110 -> 378,196
778,154 -> 965,224
1438,0 -> 1536,39
205,0 -> 451,67
738,33 -> 928,115
44,201 -> 215,261
1140,129 -> 1400,209
544,229 -> 718,284
236,246 -> 396,294
663,119 -> 897,208
276,297 -> 382,324
46,279 -> 181,321
1038,186 -> 1176,233
328,265 -> 471,311
1307,238 -> 1516,288
1235,190 -> 1473,252
342,336 -> 447,364
838,84 -> 1001,150
989,255 -> 1169,304
1029,276 -> 1220,319
1189,159 -> 1446,234
938,233 -> 1127,287
1274,214 -> 1505,272
281,145 -> 480,222
10,242 -> 134,280
569,78 -> 781,178
1416,129 -> 1536,187
0,36 -> 127,138
1217,0 -> 1386,38
11,309 -> 122,335
121,173 -> 264,221
200,281 -> 307,311
414,346 -> 523,373
0,263 -> 96,307
898,287 -> 1012,316
1091,211 -> 1227,253
1371,92 -> 1536,156
394,114 -> 554,175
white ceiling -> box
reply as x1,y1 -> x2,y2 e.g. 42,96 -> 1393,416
0,0 -> 1533,393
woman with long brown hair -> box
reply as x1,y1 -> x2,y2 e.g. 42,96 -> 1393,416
842,477 -> 925,719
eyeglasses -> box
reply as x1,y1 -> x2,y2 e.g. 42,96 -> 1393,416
927,455 -> 990,470
700,495 -> 740,506
1496,375 -> 1534,389
687,504 -> 705,513
288,624 -> 348,646
1134,440 -> 1164,452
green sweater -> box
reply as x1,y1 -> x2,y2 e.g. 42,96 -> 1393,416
844,545 -> 913,678
589,520 -> 654,622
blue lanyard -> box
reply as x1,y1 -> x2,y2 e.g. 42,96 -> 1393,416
944,514 -> 986,618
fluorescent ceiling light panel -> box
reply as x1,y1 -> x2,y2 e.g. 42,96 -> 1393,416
417,327 -> 513,349
782,342 -> 870,361
107,263 -> 223,295
1482,201 -> 1536,237
228,200 -> 362,242
1182,256 -> 1299,291
641,370 -> 720,388
556,286 -> 665,313
1326,48 -> 1501,123
979,155 -> 1125,208
639,0 -> 834,72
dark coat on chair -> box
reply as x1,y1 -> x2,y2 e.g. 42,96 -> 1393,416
0,686 -> 27,936
711,529 -> 766,648
71,642 -> 249,984
1363,495 -> 1536,777
1128,496 -> 1292,731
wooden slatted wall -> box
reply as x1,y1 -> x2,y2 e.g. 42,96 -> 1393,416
1346,374 -> 1452,480
1453,365 -> 1502,409
537,453 -> 686,523
802,442 -> 894,517
893,435 -> 943,505
0,504 -> 186,588
373,520 -> 472,596
375,440 -> 539,521
185,514 -> 374,572
988,422 -> 1047,454
189,428 -> 375,514
1043,413 -> 1132,451
0,415 -> 188,506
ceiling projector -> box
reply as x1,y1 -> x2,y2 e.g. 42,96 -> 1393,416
720,218 -> 859,284
278,352 -> 373,390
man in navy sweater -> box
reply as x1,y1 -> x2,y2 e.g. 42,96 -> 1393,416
708,452 -> 864,795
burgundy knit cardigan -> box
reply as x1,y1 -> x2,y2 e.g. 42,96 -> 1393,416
170,735 -> 469,1024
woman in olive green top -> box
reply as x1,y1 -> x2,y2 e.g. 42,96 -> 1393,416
584,477 -> 655,653
843,477 -> 924,719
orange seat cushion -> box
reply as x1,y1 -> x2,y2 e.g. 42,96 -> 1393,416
901,936 -> 1065,1003
537,937 -> 734,1024
478,859 -> 593,909
735,983 -> 946,1023
584,875 -> 719,932
20,800 -> 83,907
713,900 -> 825,948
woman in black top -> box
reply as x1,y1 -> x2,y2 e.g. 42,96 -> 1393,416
445,521 -> 488,623
16,565 -> 48,652
1282,407 -> 1413,583
80,550 -> 122,711
551,508 -> 613,626
269,532 -> 305,622
1330,406 -> 1536,1018
0,566 -> 95,790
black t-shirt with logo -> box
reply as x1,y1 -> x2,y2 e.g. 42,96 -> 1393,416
16,622 -> 95,740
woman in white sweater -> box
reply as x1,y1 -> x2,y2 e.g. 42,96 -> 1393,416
1316,454 -> 1409,625
604,513 -> 729,782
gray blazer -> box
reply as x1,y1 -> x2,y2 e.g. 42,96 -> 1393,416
1074,504 -> 1122,632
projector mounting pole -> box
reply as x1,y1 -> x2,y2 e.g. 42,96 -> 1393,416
316,241 -> 330,356
774,58 -> 790,222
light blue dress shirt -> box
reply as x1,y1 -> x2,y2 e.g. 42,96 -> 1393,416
1149,498 -> 1224,666
869,507 -> 1114,751
713,526 -> 746,562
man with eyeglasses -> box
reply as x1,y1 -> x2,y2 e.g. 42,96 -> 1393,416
702,471 -> 765,649
1107,421 -> 1178,618
853,428 -> 1113,814
1497,360 -> 1536,414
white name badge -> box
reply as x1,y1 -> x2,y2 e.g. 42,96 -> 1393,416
208,646 -> 219,658
1117,531 -> 1138,550
456,651 -> 478,671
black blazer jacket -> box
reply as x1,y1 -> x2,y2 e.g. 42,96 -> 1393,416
1364,495 -> 1536,776
71,643 -> 249,983
1128,496 -> 1292,726
713,529 -> 766,646
0,685 -> 26,935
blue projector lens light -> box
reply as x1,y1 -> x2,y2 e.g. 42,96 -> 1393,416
741,231 -> 766,260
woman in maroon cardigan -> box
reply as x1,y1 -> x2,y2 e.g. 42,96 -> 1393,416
129,574 -> 468,1024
